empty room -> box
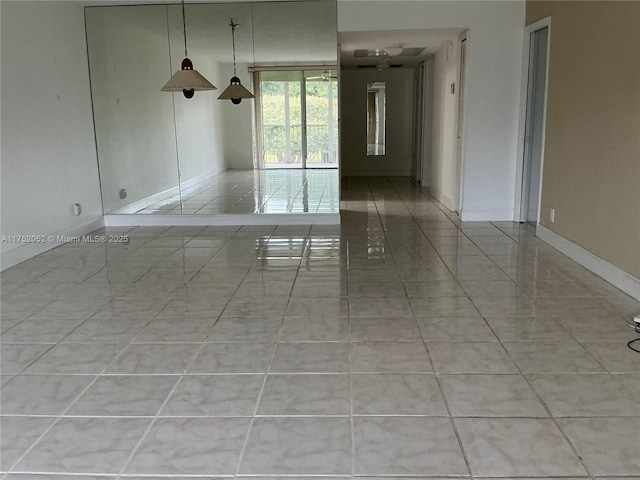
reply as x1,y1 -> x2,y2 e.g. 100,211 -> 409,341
1,0 -> 639,477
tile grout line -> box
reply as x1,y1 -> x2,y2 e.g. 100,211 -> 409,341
114,331 -> 210,479
371,176 -> 475,478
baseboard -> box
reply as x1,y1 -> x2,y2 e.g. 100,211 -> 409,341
430,187 -> 453,211
110,171 -> 219,214
1,216 -> 105,271
104,213 -> 341,227
537,224 -> 640,301
460,209 -> 515,222
341,170 -> 412,177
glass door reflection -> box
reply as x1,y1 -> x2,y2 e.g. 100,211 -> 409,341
258,69 -> 338,169
304,70 -> 338,168
259,71 -> 303,168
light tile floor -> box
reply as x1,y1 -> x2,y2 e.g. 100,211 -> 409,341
113,169 -> 339,215
1,176 -> 639,478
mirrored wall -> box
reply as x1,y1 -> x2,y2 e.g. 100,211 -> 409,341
85,0 -> 338,216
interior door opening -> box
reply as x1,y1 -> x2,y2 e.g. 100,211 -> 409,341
520,26 -> 549,224
256,69 -> 338,169
452,35 -> 467,214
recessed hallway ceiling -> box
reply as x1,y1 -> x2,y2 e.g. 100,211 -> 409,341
339,28 -> 464,68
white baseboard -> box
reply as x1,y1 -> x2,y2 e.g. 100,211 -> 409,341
460,209 -> 515,222
1,216 -> 105,271
110,171 -> 219,214
430,187 -> 453,211
537,224 -> 640,301
341,170 -> 412,177
104,213 -> 341,227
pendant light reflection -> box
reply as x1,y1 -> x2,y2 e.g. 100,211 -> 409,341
161,0 -> 216,98
218,19 -> 254,105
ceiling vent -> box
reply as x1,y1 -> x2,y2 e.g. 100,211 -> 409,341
401,47 -> 425,56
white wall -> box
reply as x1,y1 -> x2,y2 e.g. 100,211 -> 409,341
86,6 -> 180,213
1,1 -> 103,269
86,5 -> 230,213
339,1 -> 526,220
221,62 -> 255,170
167,4 -> 228,183
340,68 -> 415,176
430,43 -> 459,210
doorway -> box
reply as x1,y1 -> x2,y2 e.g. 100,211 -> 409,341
519,24 -> 549,224
255,69 -> 339,169
452,34 -> 468,214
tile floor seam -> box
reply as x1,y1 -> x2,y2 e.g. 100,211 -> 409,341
415,297 -> 475,480
233,324 -> 284,477
497,331 -> 597,479
114,333 -> 211,478
3,369 -> 104,475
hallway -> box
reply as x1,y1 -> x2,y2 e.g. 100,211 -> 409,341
1,176 -> 638,477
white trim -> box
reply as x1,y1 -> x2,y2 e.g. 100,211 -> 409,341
460,208 -> 515,222
537,224 -> 640,301
104,213 -> 340,227
110,171 -> 218,214
1,217 -> 105,271
429,187 -> 453,211
341,170 -> 412,177
248,64 -> 337,73
515,16 -> 551,223
453,31 -> 468,216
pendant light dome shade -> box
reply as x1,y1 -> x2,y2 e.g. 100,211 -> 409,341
162,59 -> 217,97
218,76 -> 254,104
218,19 -> 254,105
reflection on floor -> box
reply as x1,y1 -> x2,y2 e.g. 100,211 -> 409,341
114,169 -> 339,215
1,177 -> 639,477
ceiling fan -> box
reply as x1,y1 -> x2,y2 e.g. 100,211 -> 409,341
353,46 -> 425,58
306,71 -> 338,82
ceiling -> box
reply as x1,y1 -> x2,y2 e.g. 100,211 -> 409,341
339,28 -> 464,68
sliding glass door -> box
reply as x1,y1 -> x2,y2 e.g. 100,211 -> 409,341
304,70 -> 338,168
257,69 -> 338,169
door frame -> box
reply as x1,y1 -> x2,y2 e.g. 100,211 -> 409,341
412,64 -> 424,182
452,31 -> 468,215
514,17 -> 551,224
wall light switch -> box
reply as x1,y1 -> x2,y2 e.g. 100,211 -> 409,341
447,42 -> 454,61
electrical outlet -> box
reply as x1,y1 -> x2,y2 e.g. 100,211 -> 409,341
634,314 -> 640,325
549,208 -> 556,223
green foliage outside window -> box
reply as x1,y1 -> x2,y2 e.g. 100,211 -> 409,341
261,79 -> 338,164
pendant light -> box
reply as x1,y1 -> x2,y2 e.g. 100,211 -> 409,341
161,0 -> 216,98
218,19 -> 254,105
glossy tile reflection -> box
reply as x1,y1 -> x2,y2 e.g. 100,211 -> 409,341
113,169 -> 339,215
1,176 -> 639,477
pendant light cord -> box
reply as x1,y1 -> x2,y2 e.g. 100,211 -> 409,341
182,0 -> 188,57
230,19 -> 238,77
